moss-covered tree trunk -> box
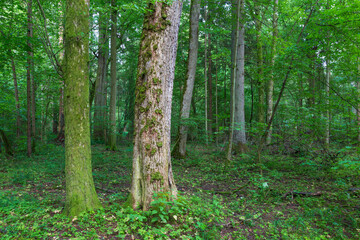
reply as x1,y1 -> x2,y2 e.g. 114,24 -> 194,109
130,1 -> 182,211
172,0 -> 200,159
64,0 -> 101,218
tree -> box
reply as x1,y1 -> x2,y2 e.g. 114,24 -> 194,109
93,6 -> 109,142
233,0 -> 246,152
108,0 -> 118,150
64,0 -> 101,217
129,0 -> 182,210
172,0 -> 201,159
26,0 -> 33,157
266,0 -> 278,145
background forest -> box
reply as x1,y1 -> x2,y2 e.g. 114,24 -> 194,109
0,0 -> 359,239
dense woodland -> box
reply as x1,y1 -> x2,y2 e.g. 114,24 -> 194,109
0,0 -> 359,239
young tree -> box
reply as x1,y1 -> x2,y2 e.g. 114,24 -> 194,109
172,0 -> 201,158
129,0 -> 182,210
64,0 -> 101,217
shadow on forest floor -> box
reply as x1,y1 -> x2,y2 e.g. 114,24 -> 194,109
0,143 -> 359,239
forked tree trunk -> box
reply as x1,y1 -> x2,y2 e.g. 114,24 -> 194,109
172,0 -> 200,158
108,0 -> 117,150
64,0 -> 101,218
129,1 -> 182,211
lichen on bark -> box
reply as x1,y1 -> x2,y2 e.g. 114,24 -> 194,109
130,0 -> 182,211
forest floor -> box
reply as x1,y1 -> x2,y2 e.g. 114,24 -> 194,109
0,142 -> 359,239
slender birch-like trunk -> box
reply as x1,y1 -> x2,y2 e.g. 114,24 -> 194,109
172,0 -> 200,158
129,1 -> 182,211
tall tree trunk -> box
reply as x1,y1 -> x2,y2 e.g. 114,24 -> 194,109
129,1 -> 182,211
11,53 -> 21,138
227,0 -> 241,162
204,2 -> 209,145
172,0 -> 200,158
93,9 -> 109,142
266,0 -> 278,145
233,0 -> 246,152
207,34 -> 213,137
357,59 -> 360,144
325,58 -> 330,147
27,0 -> 33,157
64,0 -> 101,218
108,0 -> 117,150
255,4 -> 265,124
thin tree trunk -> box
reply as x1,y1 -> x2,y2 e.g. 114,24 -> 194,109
207,34 -> 213,137
266,0 -> 278,145
129,1 -> 182,211
357,59 -> 360,144
26,0 -> 33,157
204,2 -> 208,145
64,0 -> 101,218
255,3 -> 265,124
233,0 -> 246,152
11,53 -> 21,138
172,0 -> 200,158
227,0 -> 241,162
94,9 -> 108,142
215,49 -> 219,145
325,58 -> 330,147
108,0 -> 117,150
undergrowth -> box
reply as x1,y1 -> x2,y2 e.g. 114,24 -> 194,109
0,143 -> 359,239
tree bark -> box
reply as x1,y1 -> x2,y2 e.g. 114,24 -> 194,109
255,3 -> 265,124
11,53 -> 21,138
27,0 -> 33,157
172,0 -> 200,158
93,9 -> 109,142
233,0 -> 246,151
325,58 -> 330,147
108,0 -> 117,150
129,1 -> 182,211
64,0 -> 101,218
266,0 -> 278,145
227,0 -> 241,162
207,35 -> 213,137
204,3 -> 209,145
